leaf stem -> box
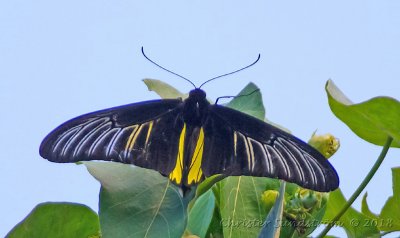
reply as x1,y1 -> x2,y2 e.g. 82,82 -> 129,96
317,136 -> 393,238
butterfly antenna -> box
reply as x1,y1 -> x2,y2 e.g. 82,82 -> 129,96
199,54 -> 261,89
141,47 -> 197,88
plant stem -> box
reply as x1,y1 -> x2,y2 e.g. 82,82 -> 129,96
317,136 -> 393,238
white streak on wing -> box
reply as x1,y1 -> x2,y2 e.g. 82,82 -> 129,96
265,144 -> 290,179
87,125 -> 112,157
276,138 -> 305,184
248,138 -> 266,172
304,153 -> 326,187
53,118 -> 97,149
53,127 -> 79,156
274,141 -> 293,180
60,128 -> 85,157
263,144 -> 273,175
88,127 -> 118,157
106,128 -> 122,157
72,119 -> 111,158
246,138 -> 256,171
60,118 -> 105,157
283,139 -> 317,187
284,138 -> 327,187
238,133 -> 251,171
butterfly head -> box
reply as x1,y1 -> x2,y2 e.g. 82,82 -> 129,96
182,89 -> 209,126
189,88 -> 206,100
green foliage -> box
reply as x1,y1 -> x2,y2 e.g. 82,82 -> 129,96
225,82 -> 266,120
143,78 -> 187,99
85,161 -> 188,238
216,177 -> 269,238
319,80 -> 400,238
323,189 -> 380,238
362,168 -> 400,232
6,202 -> 100,238
326,79 -> 400,147
187,190 -> 215,238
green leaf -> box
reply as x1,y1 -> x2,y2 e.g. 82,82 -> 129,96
187,190 -> 216,238
217,177 -> 269,238
84,162 -> 187,238
258,181 -> 286,238
226,82 -> 265,120
361,193 -> 379,220
6,202 -> 99,238
206,183 -> 224,238
378,167 -> 400,231
326,80 -> 400,147
323,189 -> 380,238
379,197 -> 400,232
143,78 -> 187,99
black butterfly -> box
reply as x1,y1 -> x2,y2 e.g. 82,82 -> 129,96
39,51 -> 339,192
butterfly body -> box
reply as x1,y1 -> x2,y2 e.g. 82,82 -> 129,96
40,87 -> 339,192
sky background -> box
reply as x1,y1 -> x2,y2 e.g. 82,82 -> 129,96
1,1 -> 400,237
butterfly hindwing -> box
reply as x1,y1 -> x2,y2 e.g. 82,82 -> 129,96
39,99 -> 184,177
201,104 -> 339,192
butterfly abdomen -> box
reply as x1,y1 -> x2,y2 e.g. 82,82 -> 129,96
168,89 -> 210,187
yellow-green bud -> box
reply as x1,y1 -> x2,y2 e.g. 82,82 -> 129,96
261,190 -> 279,212
308,132 -> 340,158
297,189 -> 322,209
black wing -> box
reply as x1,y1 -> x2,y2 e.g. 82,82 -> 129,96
201,105 -> 339,192
39,99 -> 185,176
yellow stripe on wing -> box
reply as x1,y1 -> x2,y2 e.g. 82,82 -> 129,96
124,125 -> 140,152
144,121 -> 154,146
169,123 -> 186,184
233,131 -> 238,157
187,128 -> 204,185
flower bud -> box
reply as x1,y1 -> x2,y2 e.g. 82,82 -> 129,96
261,190 -> 279,212
308,133 -> 340,158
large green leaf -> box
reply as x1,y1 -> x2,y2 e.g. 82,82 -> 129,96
326,80 -> 400,147
361,193 -> 379,220
206,183 -> 225,237
6,202 -> 99,238
143,78 -> 187,99
323,189 -> 380,238
218,176 -> 270,238
378,167 -> 400,231
226,82 -> 265,120
187,190 -> 216,238
85,162 -> 187,238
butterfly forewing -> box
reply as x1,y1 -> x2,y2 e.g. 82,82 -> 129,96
202,104 -> 339,192
40,99 -> 184,176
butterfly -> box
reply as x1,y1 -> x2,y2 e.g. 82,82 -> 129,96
39,50 -> 339,192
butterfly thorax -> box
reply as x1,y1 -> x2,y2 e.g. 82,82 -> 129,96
182,89 -> 210,126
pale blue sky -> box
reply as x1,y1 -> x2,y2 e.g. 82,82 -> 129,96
1,1 -> 400,237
